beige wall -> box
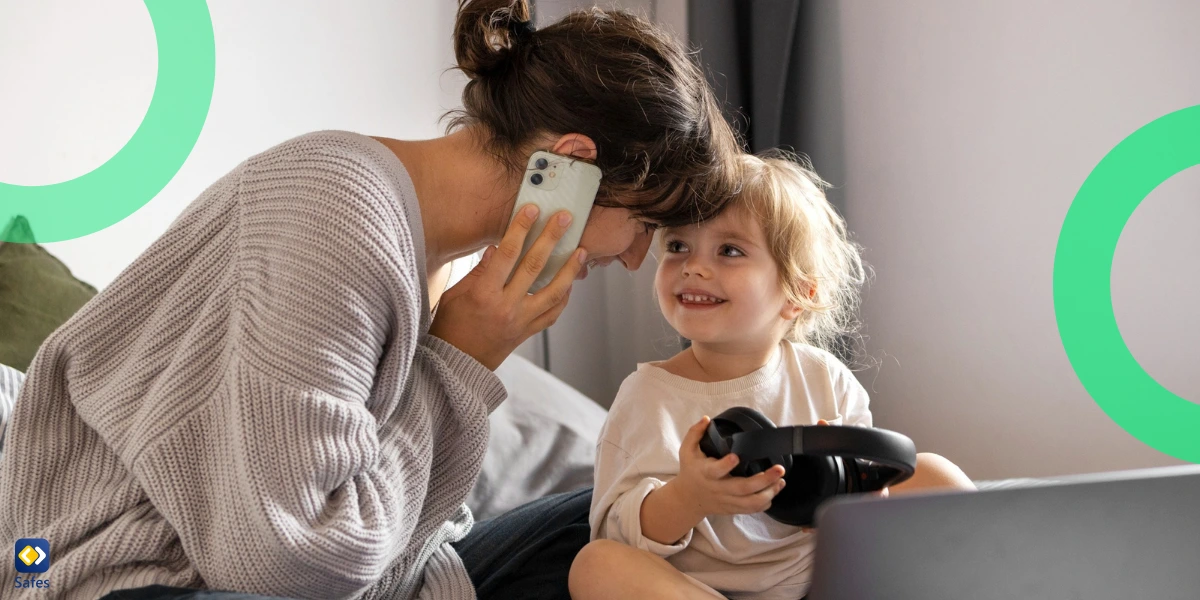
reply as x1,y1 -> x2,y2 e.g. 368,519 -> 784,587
532,0 -> 1200,480
826,0 -> 1199,479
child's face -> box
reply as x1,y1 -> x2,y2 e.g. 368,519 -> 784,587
654,206 -> 800,350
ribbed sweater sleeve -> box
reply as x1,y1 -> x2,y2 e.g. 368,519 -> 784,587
111,137 -> 504,599
0,130 -> 508,599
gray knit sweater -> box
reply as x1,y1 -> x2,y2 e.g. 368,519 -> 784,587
0,131 -> 506,599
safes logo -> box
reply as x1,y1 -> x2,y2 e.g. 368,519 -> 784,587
14,539 -> 48,573
13,539 -> 51,590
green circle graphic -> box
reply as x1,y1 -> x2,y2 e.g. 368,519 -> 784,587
0,0 -> 215,243
1054,104 -> 1200,463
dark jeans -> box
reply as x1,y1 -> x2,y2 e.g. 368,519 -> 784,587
101,487 -> 594,600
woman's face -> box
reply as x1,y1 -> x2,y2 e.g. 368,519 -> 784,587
534,133 -> 657,279
575,205 -> 657,279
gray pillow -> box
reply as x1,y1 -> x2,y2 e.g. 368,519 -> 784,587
467,354 -> 608,521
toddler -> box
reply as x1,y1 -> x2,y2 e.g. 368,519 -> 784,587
569,152 -> 974,600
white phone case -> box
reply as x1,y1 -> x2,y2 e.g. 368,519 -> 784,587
508,150 -> 602,292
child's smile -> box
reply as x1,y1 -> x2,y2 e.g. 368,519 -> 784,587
676,289 -> 728,309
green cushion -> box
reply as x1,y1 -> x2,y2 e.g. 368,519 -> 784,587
0,216 -> 97,372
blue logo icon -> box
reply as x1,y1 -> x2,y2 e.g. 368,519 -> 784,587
14,539 -> 49,573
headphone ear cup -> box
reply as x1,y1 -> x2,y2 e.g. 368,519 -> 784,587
843,458 -> 895,494
831,456 -> 848,495
766,454 -> 842,526
843,457 -> 863,493
698,419 -> 730,459
712,407 -> 792,476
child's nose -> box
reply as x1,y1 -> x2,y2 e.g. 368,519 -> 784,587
681,254 -> 712,277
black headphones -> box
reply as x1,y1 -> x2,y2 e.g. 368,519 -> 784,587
698,406 -> 918,527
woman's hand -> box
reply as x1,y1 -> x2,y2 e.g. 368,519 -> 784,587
429,205 -> 587,371
670,416 -> 787,520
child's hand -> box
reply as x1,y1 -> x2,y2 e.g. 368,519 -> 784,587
673,416 -> 787,519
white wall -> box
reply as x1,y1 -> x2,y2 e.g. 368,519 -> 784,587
1,0 -> 466,289
824,0 -> 1199,479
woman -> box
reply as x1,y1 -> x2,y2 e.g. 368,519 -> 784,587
0,1 -> 741,599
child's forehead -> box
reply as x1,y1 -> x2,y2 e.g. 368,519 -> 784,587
666,203 -> 762,235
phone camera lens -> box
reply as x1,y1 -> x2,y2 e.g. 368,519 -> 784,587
535,158 -> 549,170
530,173 -> 544,185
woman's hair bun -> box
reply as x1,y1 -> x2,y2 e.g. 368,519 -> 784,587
448,0 -> 744,228
454,0 -> 533,79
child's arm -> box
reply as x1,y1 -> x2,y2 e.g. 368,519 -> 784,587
590,374 -> 704,558
640,417 -> 787,545
638,477 -> 703,545
592,437 -> 697,557
592,415 -> 786,556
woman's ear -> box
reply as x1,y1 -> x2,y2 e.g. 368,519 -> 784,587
552,133 -> 598,161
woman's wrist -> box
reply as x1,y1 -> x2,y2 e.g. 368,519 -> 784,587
427,324 -> 504,371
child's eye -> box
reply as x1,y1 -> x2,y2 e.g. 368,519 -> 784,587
721,245 -> 744,257
665,240 -> 687,253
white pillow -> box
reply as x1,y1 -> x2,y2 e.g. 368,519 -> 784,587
466,353 -> 608,521
0,363 -> 24,453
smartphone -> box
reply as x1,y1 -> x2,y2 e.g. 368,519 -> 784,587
507,150 -> 602,292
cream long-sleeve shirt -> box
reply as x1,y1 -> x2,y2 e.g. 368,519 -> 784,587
589,341 -> 872,600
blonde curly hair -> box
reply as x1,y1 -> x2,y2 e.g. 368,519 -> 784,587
734,150 -> 867,352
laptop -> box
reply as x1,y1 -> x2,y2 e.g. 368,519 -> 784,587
807,464 -> 1200,600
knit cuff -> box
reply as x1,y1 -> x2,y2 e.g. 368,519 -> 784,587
417,543 -> 477,600
421,335 -> 508,413
619,477 -> 693,557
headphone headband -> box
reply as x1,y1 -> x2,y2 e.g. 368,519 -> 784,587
727,423 -> 917,480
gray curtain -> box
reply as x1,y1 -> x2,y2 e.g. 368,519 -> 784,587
683,1 -> 852,360
689,2 -> 804,150
688,0 -> 843,209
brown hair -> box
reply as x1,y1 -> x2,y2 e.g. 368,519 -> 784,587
733,151 -> 867,351
450,0 -> 741,227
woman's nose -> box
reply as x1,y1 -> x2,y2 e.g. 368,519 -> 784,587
618,228 -> 654,271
